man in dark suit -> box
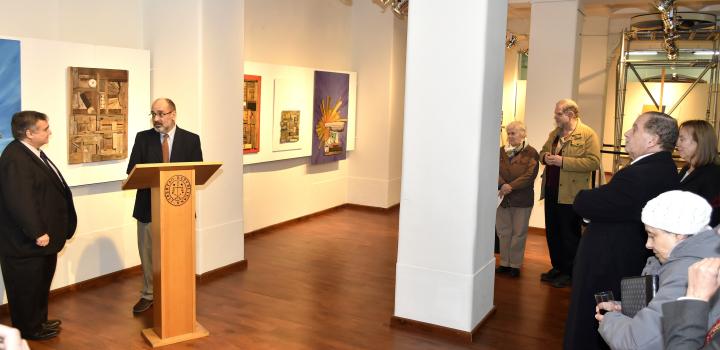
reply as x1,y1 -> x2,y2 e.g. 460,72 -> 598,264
0,111 -> 77,340
127,98 -> 203,313
563,111 -> 680,350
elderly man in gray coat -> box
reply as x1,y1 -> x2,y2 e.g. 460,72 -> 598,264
595,190 -> 720,350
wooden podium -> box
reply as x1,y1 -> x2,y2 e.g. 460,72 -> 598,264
122,161 -> 222,347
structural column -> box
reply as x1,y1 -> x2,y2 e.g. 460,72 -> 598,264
348,1 -> 407,208
523,0 -> 584,228
393,0 -> 507,334
524,0 -> 583,148
143,0 -> 245,274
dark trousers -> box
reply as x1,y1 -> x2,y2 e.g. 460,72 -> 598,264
543,187 -> 582,275
0,254 -> 57,335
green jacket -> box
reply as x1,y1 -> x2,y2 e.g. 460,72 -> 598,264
539,119 -> 601,204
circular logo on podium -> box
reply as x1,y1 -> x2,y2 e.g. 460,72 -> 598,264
164,175 -> 192,206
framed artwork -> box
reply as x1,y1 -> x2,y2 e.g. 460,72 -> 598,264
243,74 -> 261,154
0,39 -> 21,153
271,77 -> 306,153
280,111 -> 300,143
68,67 -> 128,164
311,71 -> 349,164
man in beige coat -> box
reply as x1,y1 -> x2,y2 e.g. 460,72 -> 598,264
538,99 -> 600,288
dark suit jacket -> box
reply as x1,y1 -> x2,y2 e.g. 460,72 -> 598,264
0,140 -> 77,257
127,127 -> 203,223
679,163 -> 720,227
662,299 -> 720,350
563,151 -> 680,350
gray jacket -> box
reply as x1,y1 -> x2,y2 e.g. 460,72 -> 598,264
599,228 -> 720,350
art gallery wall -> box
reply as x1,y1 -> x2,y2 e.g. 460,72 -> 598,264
0,0 -> 246,302
243,0 -> 407,232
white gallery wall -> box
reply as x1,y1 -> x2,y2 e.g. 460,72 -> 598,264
243,0 -> 407,232
0,0 -> 246,301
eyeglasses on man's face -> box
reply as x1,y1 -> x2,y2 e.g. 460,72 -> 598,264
149,110 -> 174,118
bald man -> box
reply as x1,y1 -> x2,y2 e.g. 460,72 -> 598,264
126,98 -> 203,313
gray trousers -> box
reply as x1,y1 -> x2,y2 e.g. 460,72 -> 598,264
137,221 -> 153,300
495,206 -> 533,268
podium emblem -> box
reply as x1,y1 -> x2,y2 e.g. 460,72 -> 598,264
164,175 -> 192,206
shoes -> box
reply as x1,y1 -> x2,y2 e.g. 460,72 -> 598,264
133,298 -> 153,313
508,268 -> 520,278
24,327 -> 59,341
540,268 -> 561,282
551,274 -> 572,288
43,319 -> 61,330
496,266 -> 512,274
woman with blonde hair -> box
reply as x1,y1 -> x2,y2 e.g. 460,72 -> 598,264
676,119 -> 720,226
496,121 -> 539,277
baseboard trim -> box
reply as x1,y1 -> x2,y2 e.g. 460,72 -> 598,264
0,259 -> 249,311
528,226 -> 546,236
245,203 -> 400,238
390,306 -> 496,343
0,265 -> 142,314
197,260 -> 248,284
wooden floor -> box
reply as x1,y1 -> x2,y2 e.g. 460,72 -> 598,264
0,206 -> 571,349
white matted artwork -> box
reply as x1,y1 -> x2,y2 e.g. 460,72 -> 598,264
7,36 -> 150,186
272,78 -> 308,152
243,61 -> 356,165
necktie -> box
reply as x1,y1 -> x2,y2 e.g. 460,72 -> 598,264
39,150 -> 53,170
162,134 -> 169,163
40,150 -> 69,189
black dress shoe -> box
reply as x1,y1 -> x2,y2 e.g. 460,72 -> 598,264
133,298 -> 153,313
551,274 -> 572,288
508,268 -> 521,278
540,268 -> 561,282
496,266 -> 512,274
24,328 -> 59,341
43,319 -> 61,330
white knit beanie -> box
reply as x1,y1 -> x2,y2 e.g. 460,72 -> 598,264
641,190 -> 712,235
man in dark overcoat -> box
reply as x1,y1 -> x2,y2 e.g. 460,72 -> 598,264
0,111 -> 77,340
563,111 -> 680,349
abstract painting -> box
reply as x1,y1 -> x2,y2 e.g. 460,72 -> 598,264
68,67 -> 128,164
280,110 -> 300,144
243,75 -> 261,154
311,71 -> 349,164
0,39 -> 21,153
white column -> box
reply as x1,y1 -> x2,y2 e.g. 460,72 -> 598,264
523,0 -> 583,228
348,2 -> 407,208
394,0 -> 507,332
143,0 -> 245,274
196,0 -> 245,273
524,0 -> 583,149
577,16 -> 610,136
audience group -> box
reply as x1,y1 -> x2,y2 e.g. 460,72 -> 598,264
496,98 -> 720,349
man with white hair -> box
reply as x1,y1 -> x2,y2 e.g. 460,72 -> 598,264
564,112 -> 680,350
596,190 -> 720,350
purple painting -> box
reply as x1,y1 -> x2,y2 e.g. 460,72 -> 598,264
311,71 -> 349,164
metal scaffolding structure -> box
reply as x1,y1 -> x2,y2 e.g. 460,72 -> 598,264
610,16 -> 720,172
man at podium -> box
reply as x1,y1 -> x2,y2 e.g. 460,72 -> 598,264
127,98 -> 203,314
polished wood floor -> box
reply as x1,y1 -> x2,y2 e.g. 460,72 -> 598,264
0,206 -> 570,349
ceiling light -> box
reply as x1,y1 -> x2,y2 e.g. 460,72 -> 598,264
694,50 -> 719,55
628,51 -> 659,55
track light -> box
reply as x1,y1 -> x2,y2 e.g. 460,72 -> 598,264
376,0 -> 408,17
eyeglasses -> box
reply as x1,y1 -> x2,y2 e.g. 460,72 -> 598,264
149,110 -> 174,118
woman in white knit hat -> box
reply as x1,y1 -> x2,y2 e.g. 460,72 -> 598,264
595,190 -> 720,350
